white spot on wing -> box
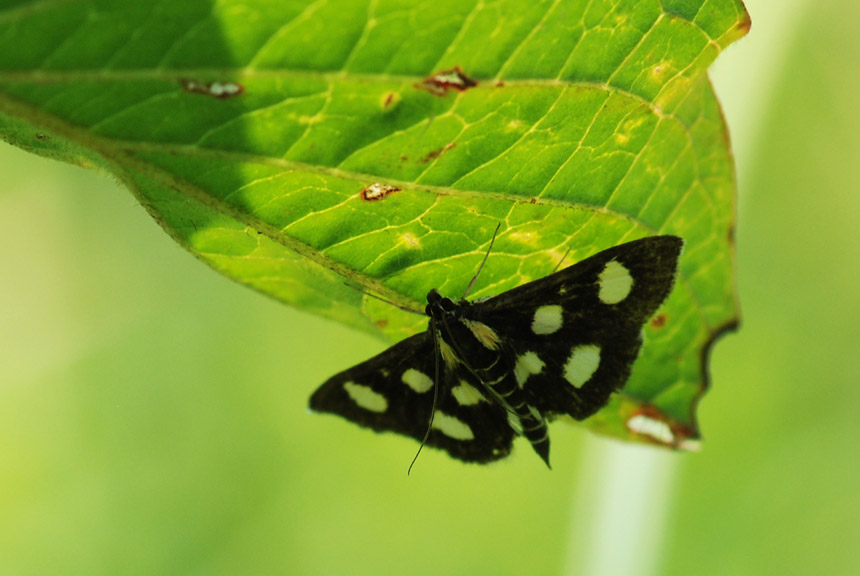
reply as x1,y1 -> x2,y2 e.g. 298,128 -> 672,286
598,260 -> 634,304
343,381 -> 387,413
452,380 -> 487,406
402,368 -> 433,393
432,411 -> 474,440
514,352 -> 545,387
531,305 -> 563,335
564,345 -> 601,388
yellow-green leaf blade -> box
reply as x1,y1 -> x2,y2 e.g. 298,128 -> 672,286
0,0 -> 748,444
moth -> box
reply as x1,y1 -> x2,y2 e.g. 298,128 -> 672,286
310,234 -> 683,467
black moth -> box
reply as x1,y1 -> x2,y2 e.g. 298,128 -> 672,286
310,235 -> 683,467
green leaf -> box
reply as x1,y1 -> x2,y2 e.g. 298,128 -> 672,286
0,0 -> 747,445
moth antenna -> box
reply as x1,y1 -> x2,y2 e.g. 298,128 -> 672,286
553,247 -> 572,273
408,321 -> 442,475
342,282 -> 425,316
462,222 -> 502,300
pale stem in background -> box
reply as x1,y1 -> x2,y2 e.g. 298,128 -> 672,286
564,1 -> 813,573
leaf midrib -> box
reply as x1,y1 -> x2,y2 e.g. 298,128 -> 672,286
0,68 -> 684,113
0,86 -> 714,331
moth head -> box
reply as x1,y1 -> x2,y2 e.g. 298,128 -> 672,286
425,289 -> 459,318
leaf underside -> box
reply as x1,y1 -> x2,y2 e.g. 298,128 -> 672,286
0,0 -> 748,446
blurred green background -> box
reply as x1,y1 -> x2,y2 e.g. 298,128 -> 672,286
1,0 -> 858,574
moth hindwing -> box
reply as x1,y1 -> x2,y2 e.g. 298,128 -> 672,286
309,235 -> 683,467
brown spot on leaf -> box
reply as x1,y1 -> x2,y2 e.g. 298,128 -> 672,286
381,91 -> 400,110
736,12 -> 752,35
650,313 -> 667,328
180,78 -> 244,99
361,183 -> 401,201
416,66 -> 477,96
420,142 -> 456,163
495,80 -> 505,87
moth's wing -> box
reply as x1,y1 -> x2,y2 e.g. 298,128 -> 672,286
474,236 -> 683,420
309,332 -> 515,463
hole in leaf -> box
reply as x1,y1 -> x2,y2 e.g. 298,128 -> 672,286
179,78 -> 244,99
415,66 -> 477,96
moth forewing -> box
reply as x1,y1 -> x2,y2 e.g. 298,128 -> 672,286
309,331 -> 516,463
473,236 -> 683,422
